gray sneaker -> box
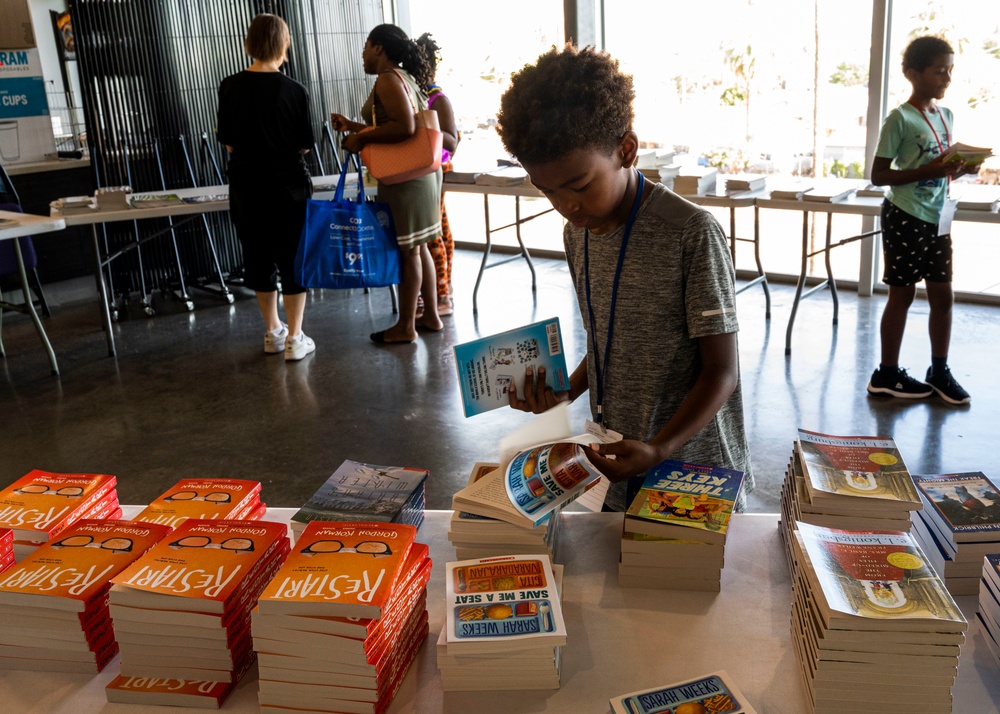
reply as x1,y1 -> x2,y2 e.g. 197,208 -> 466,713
285,333 -> 316,362
866,367 -> 932,399
264,323 -> 288,354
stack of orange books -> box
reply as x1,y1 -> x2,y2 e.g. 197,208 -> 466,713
132,478 -> 265,529
105,675 -> 236,708
0,529 -> 14,574
252,522 -> 431,714
0,470 -> 121,561
106,518 -> 290,705
0,518 -> 170,673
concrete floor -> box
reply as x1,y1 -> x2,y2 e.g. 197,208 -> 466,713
1,249 -> 997,512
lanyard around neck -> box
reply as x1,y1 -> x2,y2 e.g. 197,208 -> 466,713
911,102 -> 951,154
583,170 -> 645,425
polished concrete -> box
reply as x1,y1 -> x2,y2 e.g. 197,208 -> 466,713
1,249 -> 997,513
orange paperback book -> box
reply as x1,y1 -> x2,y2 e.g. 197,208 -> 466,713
0,470 -> 117,543
105,674 -> 235,708
256,521 -> 419,619
110,519 -> 289,614
0,519 -> 171,612
132,479 -> 263,529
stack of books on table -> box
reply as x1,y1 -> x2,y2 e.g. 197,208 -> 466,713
0,469 -> 121,561
856,183 -> 887,198
767,178 -> 814,200
475,166 -> 529,187
910,471 -> 1000,596
789,521 -> 967,714
638,163 -> 681,188
105,519 -> 290,706
289,460 -> 427,540
725,173 -> 768,193
252,522 -> 430,714
976,554 -> 1000,670
0,519 -> 170,673
779,429 -> 922,571
448,462 -> 558,560
949,182 -> 1000,212
801,179 -> 865,203
673,166 -> 718,195
132,477 -> 265,528
620,460 -> 746,592
438,553 -> 565,691
610,670 -> 759,714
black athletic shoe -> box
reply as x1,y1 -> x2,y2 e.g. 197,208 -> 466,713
866,367 -> 933,399
925,367 -> 971,405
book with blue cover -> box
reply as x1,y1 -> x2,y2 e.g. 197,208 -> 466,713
453,317 -> 569,418
610,670 -> 759,714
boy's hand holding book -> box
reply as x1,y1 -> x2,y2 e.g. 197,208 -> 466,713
585,439 -> 662,483
508,365 -> 572,413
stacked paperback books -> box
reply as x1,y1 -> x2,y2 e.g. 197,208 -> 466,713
106,519 -> 290,704
439,553 -> 565,691
780,429 -> 922,570
0,519 -> 170,673
132,477 -> 265,528
448,462 -> 558,560
977,554 -> 1000,671
610,670 -> 759,714
768,178 -> 814,200
673,166 -> 718,195
289,460 -> 427,539
620,460 -> 745,592
475,166 -> 529,187
636,150 -> 680,188
0,470 -> 121,561
910,472 -> 1000,595
252,522 -> 430,714
789,522 -> 967,714
106,676 -> 237,708
725,173 -> 768,193
0,529 -> 12,573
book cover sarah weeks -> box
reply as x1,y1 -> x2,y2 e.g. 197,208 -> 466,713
132,479 -> 262,528
0,519 -> 170,612
0,470 -> 118,542
110,519 -> 289,613
256,521 -> 419,619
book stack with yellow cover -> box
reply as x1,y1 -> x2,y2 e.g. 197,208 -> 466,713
976,554 -> 1000,671
289,460 -> 427,539
0,469 -> 121,561
0,519 -> 170,673
789,522 -> 967,714
107,518 -> 290,701
909,472 -> 1000,596
252,521 -> 430,714
132,478 -> 265,529
438,553 -> 565,691
779,429 -> 922,572
620,460 -> 746,592
448,462 -> 558,561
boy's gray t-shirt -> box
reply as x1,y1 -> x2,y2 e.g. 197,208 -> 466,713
563,182 -> 752,511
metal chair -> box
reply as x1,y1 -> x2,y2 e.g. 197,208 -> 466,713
0,164 -> 51,318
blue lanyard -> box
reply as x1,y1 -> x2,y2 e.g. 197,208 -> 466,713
583,171 -> 645,425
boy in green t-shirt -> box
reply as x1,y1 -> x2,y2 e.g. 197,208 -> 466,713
867,35 -> 980,405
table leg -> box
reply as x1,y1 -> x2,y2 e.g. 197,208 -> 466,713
785,210 -> 810,356
754,206 -> 771,319
92,224 -> 117,357
824,214 -> 839,325
472,194 -> 491,317
514,196 -> 537,294
12,237 -> 59,375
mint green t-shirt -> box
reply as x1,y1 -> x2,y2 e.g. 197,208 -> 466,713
875,102 -> 952,224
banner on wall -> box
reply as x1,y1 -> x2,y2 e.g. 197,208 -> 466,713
0,48 -> 57,164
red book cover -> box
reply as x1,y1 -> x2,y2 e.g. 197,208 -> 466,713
110,519 -> 289,614
0,470 -> 117,542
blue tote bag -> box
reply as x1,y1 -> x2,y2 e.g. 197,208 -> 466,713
294,158 -> 400,289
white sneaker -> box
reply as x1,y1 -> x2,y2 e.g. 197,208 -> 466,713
285,333 -> 316,361
264,323 -> 288,354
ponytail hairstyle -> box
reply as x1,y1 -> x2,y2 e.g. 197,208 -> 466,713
367,24 -> 433,88
414,33 -> 441,88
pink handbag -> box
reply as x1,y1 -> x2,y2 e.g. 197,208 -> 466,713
360,69 -> 443,185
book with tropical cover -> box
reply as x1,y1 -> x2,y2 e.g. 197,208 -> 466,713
105,675 -> 235,708
0,470 -> 118,543
796,429 -> 920,506
256,521 -> 421,619
939,142 -> 993,165
624,460 -> 746,545
610,670 -> 759,714
794,522 -> 966,628
289,460 -> 427,535
453,317 -> 569,417
445,553 -> 566,653
132,478 -> 262,529
0,519 -> 171,612
110,519 -> 290,614
912,472 -> 1000,545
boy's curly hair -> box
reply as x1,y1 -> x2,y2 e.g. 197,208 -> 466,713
497,45 -> 635,165
903,35 -> 953,72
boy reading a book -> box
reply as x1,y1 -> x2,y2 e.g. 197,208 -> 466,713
496,46 -> 752,511
867,35 -> 981,405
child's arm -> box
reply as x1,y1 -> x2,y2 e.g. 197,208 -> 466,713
430,94 -> 460,154
585,332 -> 739,482
509,357 -> 588,413
871,154 -> 966,186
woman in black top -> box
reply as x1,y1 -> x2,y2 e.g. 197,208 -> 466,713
218,13 -> 316,361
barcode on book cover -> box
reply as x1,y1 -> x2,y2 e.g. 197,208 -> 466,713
545,323 -> 562,356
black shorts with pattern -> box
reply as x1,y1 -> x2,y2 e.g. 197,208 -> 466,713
880,200 -> 952,287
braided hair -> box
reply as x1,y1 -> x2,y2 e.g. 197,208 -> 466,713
368,24 -> 433,88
